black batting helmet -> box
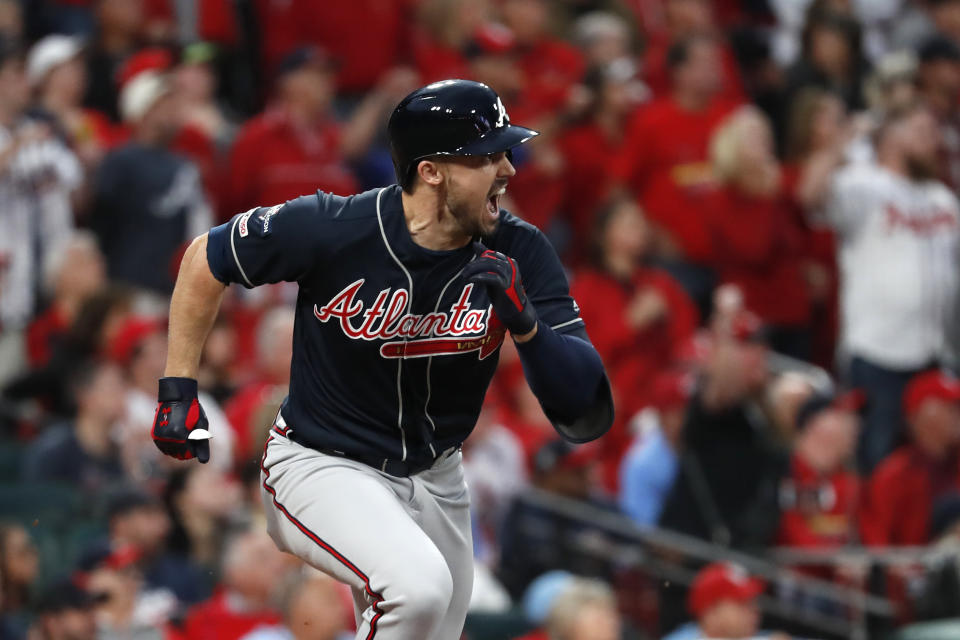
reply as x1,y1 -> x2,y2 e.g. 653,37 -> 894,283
388,79 -> 539,191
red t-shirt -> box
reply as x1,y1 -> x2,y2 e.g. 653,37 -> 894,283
707,185 -> 811,327
642,32 -> 745,104
182,590 -> 282,640
289,0 -> 413,91
571,266 -> 697,410
556,120 -> 631,263
613,96 -> 740,263
224,109 -> 358,217
777,454 -> 859,548
860,446 -> 960,547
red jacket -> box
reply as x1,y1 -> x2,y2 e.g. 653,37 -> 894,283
707,186 -> 811,327
182,590 -> 282,640
860,446 -> 960,546
613,97 -> 740,263
225,109 -> 357,217
777,454 -> 859,548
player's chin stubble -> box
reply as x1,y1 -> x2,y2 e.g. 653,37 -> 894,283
443,178 -> 497,240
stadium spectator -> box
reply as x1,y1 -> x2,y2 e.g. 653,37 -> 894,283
411,0 -> 487,83
0,35 -> 81,355
248,571 -> 352,640
29,580 -> 97,640
619,372 -> 692,527
84,0 -> 146,122
105,488 -> 209,606
181,530 -> 295,640
499,0 -> 585,120
662,562 -> 767,640
860,369 -> 960,546
557,59 -> 648,262
0,523 -> 39,632
916,35 -> 960,194
707,106 -> 813,359
164,464 -> 243,569
571,12 -> 634,69
224,46 -> 412,216
26,231 -> 106,369
640,0 -> 744,103
173,42 -> 234,151
224,306 -> 294,467
910,492 -> 960,621
78,542 -> 169,640
782,8 -> 868,114
27,34 -> 115,171
541,577 -> 621,640
571,197 -> 697,422
658,312 -> 787,549
822,103 -> 960,472
781,88 -> 853,368
21,359 -> 127,490
91,51 -> 213,298
497,439 -> 620,599
776,391 -> 861,550
614,33 -> 740,306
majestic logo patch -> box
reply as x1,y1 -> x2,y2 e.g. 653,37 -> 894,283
313,279 -> 505,359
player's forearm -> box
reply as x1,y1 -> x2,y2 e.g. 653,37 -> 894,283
164,233 -> 226,378
515,323 -> 605,422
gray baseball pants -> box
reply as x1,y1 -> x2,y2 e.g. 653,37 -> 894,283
260,419 -> 473,640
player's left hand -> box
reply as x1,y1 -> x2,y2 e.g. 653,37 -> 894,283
463,245 -> 537,337
151,377 -> 211,463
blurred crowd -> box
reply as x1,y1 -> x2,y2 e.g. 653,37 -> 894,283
4,0 -> 960,639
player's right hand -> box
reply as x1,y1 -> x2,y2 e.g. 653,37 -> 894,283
151,377 -> 211,463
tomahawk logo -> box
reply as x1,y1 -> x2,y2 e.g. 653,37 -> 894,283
314,279 -> 505,359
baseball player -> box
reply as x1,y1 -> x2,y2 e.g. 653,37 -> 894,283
151,79 -> 613,640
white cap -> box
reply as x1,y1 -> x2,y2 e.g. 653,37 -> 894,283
120,70 -> 170,122
26,35 -> 83,87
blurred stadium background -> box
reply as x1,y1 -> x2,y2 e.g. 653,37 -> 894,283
2,0 -> 960,639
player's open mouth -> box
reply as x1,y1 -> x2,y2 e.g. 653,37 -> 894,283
487,186 -> 506,218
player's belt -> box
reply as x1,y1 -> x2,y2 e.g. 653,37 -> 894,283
274,413 -> 458,478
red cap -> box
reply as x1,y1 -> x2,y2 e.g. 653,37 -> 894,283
903,370 -> 960,416
688,562 -> 764,618
107,316 -> 163,365
116,48 -> 172,89
465,23 -> 516,57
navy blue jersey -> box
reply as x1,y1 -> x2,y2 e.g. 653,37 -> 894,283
207,185 -> 586,468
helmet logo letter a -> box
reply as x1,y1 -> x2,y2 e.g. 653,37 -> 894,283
495,97 -> 508,128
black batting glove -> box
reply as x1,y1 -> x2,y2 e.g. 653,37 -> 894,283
151,377 -> 211,463
463,245 -> 537,337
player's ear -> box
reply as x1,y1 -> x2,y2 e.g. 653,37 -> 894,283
416,158 -> 445,188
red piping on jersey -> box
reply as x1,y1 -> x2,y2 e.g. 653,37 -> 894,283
260,433 -> 385,638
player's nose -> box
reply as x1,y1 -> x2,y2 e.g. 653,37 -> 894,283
497,152 -> 516,178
